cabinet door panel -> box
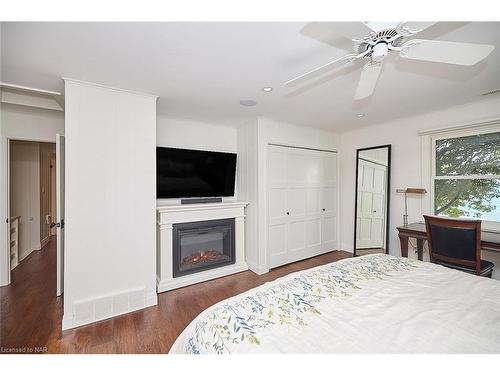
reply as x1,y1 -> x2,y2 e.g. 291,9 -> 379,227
322,187 -> 336,213
269,224 -> 287,257
268,149 -> 287,188
288,220 -> 306,253
287,188 -> 306,217
268,188 -> 287,223
306,187 -> 321,215
306,219 -> 322,248
322,216 -> 337,250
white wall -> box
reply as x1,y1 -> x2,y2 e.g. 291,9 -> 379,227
9,141 -> 41,260
0,103 -> 64,285
63,80 -> 157,329
339,96 -> 500,278
238,117 -> 340,274
157,116 -> 237,153
1,103 -> 65,141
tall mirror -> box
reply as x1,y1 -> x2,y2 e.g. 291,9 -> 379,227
354,145 -> 391,256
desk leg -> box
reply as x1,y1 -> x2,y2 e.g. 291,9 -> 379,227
399,234 -> 409,257
416,239 -> 424,261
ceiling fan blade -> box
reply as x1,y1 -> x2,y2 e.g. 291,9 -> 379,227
354,62 -> 383,100
397,22 -> 437,36
301,22 -> 373,49
400,39 -> 495,66
285,53 -> 359,87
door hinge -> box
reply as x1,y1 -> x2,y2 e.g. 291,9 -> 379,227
56,219 -> 65,229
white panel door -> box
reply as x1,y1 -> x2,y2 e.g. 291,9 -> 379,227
268,147 -> 289,267
268,145 -> 337,268
356,159 -> 386,249
320,153 -> 337,251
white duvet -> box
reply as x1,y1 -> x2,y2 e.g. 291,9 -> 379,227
169,254 -> 500,353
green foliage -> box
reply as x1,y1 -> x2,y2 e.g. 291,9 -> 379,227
434,132 -> 500,218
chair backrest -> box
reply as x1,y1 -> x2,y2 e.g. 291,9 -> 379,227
423,215 -> 481,275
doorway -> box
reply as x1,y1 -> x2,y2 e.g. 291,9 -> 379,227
7,136 -> 64,296
9,141 -> 54,265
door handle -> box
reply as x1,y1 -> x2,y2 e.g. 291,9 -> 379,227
55,220 -> 65,229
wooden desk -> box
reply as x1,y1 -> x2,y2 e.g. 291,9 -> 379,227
397,222 -> 500,260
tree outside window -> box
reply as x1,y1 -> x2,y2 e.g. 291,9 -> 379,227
433,131 -> 500,221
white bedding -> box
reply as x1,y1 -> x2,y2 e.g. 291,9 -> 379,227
169,254 -> 500,354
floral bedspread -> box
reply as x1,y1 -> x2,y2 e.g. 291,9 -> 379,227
169,254 -> 500,354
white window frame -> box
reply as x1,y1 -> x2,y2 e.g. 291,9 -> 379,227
430,125 -> 500,232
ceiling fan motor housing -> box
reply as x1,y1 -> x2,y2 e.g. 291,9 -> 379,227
372,42 -> 388,62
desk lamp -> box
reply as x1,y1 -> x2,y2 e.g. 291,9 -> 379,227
396,188 -> 427,226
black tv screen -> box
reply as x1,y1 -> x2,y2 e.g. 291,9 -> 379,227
157,147 -> 237,199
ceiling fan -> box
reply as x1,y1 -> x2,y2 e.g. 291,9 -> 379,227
285,22 -> 495,100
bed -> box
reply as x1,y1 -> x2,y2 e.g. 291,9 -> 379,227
169,254 -> 500,354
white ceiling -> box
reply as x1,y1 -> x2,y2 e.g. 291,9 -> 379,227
1,22 -> 499,131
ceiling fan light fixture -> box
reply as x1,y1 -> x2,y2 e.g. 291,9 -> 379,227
372,43 -> 389,63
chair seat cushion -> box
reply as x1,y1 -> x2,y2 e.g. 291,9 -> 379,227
435,259 -> 494,276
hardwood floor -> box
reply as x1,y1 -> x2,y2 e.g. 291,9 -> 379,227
0,238 -> 352,354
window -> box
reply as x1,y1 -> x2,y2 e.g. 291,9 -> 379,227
431,129 -> 500,228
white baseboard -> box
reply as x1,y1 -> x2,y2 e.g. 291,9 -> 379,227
62,286 -> 158,330
145,291 -> 158,308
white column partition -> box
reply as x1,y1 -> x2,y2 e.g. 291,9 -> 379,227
62,79 -> 158,329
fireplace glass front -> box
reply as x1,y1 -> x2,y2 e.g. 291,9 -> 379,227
172,218 -> 235,277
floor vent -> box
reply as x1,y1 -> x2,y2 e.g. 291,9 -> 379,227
73,287 -> 146,326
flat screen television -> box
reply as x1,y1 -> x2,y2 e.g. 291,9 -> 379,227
157,147 -> 237,199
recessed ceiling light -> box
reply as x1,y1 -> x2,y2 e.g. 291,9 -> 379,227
262,87 -> 273,92
239,99 -> 257,107
356,113 -> 365,118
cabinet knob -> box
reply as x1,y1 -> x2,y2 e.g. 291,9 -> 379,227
322,208 -> 326,212
286,212 -> 290,215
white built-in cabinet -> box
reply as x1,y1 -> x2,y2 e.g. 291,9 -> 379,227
267,145 -> 338,268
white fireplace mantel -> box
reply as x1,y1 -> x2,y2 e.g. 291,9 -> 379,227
156,201 -> 249,292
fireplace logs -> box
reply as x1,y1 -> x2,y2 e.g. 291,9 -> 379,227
182,250 -> 229,268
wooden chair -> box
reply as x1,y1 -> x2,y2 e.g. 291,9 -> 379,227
423,215 -> 494,277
